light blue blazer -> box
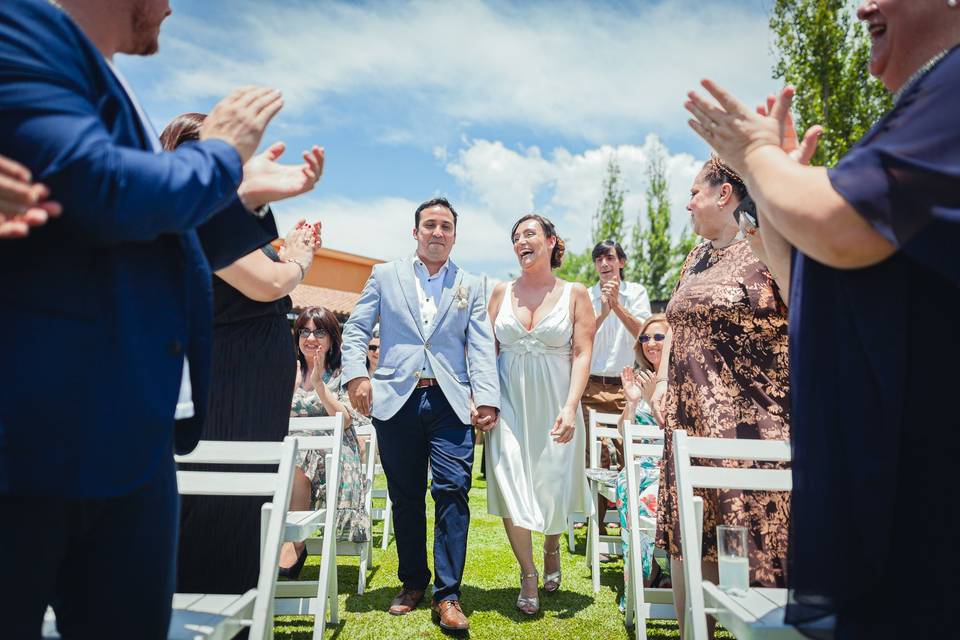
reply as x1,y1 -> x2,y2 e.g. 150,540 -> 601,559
341,257 -> 500,425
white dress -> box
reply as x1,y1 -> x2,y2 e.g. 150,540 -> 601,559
486,280 -> 592,534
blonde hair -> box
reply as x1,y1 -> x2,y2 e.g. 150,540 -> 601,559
635,313 -> 668,371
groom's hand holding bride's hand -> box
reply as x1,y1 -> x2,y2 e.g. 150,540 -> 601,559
347,377 -> 372,416
472,405 -> 499,432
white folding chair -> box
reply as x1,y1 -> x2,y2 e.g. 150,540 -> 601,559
273,415 -> 344,640
172,437 -> 299,640
673,430 -> 809,640
621,422 -> 675,636
371,437 -> 394,551
41,440 -> 299,640
585,408 -> 627,593
345,421 -> 376,594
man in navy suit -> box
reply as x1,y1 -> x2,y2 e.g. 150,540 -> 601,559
0,1 -> 293,637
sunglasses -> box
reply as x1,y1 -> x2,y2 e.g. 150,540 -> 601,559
368,345 -> 379,352
298,328 -> 328,339
732,194 -> 758,235
638,333 -> 666,344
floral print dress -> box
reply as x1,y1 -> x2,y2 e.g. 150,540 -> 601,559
290,370 -> 370,543
613,403 -> 661,611
657,240 -> 791,588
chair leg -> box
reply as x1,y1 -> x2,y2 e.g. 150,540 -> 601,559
357,542 -> 369,595
567,516 -> 576,553
589,506 -> 601,593
381,497 -> 392,550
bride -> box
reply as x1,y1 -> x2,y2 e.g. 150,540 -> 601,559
485,214 -> 595,615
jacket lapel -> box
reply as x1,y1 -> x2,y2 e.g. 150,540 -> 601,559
426,263 -> 463,340
396,258 -> 426,339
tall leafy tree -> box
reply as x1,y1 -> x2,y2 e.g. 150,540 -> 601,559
770,0 -> 892,166
592,156 -> 626,245
628,149 -> 699,300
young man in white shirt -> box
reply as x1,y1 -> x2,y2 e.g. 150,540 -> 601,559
582,240 -> 651,534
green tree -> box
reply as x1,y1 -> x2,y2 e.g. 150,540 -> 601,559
592,156 -> 626,245
770,0 -> 892,166
553,246 -> 595,286
627,148 -> 699,300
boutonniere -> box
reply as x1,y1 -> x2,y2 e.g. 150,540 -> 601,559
453,285 -> 470,310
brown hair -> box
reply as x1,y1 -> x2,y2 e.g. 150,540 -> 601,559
701,155 -> 748,202
159,112 -> 206,152
634,313 -> 668,372
293,306 -> 343,378
510,214 -> 565,269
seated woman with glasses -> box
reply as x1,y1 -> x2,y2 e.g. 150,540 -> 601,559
614,313 -> 670,611
281,306 -> 370,578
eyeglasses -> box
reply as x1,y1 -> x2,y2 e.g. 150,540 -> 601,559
298,328 -> 328,339
733,195 -> 758,236
638,333 -> 666,344
368,345 -> 379,352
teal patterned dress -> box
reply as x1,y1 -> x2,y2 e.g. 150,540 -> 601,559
615,403 -> 661,609
290,370 -> 370,543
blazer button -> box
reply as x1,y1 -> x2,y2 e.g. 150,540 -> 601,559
169,340 -> 183,356
425,342 -> 431,349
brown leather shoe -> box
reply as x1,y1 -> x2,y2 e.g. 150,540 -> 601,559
431,599 -> 469,633
388,587 -> 425,615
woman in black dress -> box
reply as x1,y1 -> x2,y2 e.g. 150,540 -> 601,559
160,113 -> 325,594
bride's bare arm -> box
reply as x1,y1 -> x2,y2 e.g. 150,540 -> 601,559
487,281 -> 507,355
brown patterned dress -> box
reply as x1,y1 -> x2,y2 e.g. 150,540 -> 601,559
656,240 -> 790,588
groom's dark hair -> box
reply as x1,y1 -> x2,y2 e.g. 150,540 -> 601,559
415,197 -> 458,228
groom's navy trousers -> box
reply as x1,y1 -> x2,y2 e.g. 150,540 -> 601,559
373,386 -> 474,602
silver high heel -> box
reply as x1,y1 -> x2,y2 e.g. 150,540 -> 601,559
516,570 -> 540,615
543,544 -> 562,593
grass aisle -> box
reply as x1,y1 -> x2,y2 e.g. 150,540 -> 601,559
275,445 -> 691,639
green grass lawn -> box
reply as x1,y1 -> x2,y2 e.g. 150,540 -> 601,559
274,445 -> 716,639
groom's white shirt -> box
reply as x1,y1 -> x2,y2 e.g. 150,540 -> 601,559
412,255 -> 448,379
341,254 -> 500,425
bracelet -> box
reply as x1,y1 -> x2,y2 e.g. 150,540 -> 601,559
655,377 -> 668,383
285,259 -> 306,280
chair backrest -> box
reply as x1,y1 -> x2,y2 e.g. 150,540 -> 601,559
673,430 -> 792,640
587,408 -> 623,468
175,437 -> 300,639
289,413 -> 344,451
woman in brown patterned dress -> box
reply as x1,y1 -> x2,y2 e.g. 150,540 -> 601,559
651,156 -> 790,639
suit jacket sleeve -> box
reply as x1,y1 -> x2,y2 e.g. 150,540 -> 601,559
341,269 -> 382,384
465,278 -> 500,409
196,202 -> 280,271
0,3 -> 243,245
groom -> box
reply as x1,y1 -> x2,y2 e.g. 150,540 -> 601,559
343,197 -> 499,633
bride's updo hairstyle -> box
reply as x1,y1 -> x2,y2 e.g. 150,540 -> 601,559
510,214 -> 565,270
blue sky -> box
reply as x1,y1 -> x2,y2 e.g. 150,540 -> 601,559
118,0 -> 779,279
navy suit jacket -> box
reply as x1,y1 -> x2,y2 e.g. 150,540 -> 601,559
0,0 -> 276,497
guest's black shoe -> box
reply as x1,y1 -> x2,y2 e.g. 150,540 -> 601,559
278,546 -> 308,579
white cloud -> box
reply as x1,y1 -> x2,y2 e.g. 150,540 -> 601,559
145,0 -> 777,143
273,134 -> 705,280
446,134 -> 703,255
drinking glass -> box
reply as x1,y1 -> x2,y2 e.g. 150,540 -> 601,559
716,525 -> 749,596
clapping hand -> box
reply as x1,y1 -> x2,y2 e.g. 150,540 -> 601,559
309,350 -> 327,390
600,278 -> 620,311
0,155 -> 61,238
279,218 -> 321,275
201,86 -> 284,164
549,406 -> 577,444
621,367 -> 643,404
757,90 -> 822,166
237,142 -> 325,211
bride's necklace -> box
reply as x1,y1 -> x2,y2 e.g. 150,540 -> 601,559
893,47 -> 954,103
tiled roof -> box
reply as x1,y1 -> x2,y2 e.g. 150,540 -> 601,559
289,284 -> 360,317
